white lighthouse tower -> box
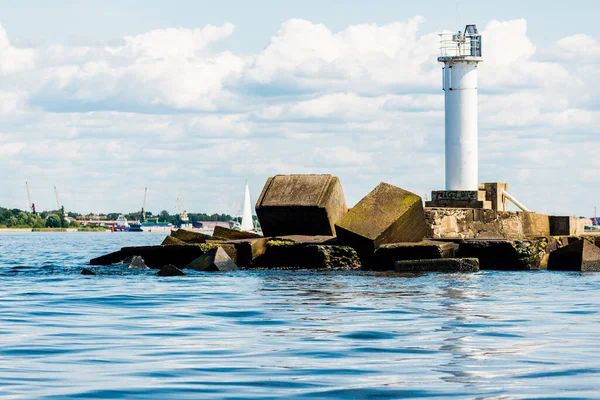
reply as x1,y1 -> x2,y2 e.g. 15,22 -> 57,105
426,25 -> 530,212
439,25 -> 482,191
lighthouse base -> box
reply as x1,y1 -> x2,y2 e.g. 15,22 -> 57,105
425,190 -> 492,210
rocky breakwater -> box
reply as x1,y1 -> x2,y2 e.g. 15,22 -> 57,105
88,174 -> 600,275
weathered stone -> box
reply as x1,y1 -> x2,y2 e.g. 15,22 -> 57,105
161,235 -> 186,246
170,229 -> 214,244
157,264 -> 186,276
186,247 -> 239,272
457,239 -> 547,270
273,235 -> 336,245
80,268 -> 96,275
253,239 -> 305,269
395,258 -> 479,273
253,239 -> 361,270
213,226 -> 262,240
255,174 -> 347,237
91,245 -> 211,268
224,238 -> 270,268
335,183 -> 427,265
548,239 -> 600,271
425,208 -> 550,239
373,240 -> 458,271
539,236 -> 570,268
128,255 -> 148,269
482,182 -> 509,211
304,245 -> 362,270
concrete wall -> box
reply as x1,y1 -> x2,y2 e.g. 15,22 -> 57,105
425,208 -> 550,239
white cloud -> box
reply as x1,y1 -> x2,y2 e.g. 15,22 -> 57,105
314,146 -> 373,165
0,17 -> 597,215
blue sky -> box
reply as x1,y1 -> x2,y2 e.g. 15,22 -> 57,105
0,1 -> 598,216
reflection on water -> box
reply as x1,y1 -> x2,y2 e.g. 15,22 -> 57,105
1,232 -> 600,398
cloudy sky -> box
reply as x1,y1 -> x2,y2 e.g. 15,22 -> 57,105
1,0 -> 598,217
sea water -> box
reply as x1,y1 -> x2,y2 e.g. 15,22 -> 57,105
1,232 -> 599,399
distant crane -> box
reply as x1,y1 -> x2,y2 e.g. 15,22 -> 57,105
54,185 -> 67,217
139,187 -> 148,223
25,182 -> 36,214
176,195 -> 189,223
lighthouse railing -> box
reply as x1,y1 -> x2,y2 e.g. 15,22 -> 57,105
439,33 -> 481,57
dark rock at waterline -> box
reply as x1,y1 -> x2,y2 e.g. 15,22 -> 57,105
548,239 -> 600,271
252,239 -> 361,270
457,239 -> 547,270
373,240 -> 458,271
128,255 -> 148,269
80,268 -> 96,275
90,245 -> 212,268
186,247 -> 239,272
394,258 -> 479,273
157,264 -> 186,276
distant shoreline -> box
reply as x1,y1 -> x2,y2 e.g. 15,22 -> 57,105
0,228 -> 108,233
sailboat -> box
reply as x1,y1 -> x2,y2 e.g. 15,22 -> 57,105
240,181 -> 254,232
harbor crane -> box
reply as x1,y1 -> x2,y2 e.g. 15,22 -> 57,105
54,185 -> 67,217
25,182 -> 36,214
139,188 -> 148,223
176,195 -> 189,223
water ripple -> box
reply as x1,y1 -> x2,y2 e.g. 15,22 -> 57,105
1,232 -> 600,399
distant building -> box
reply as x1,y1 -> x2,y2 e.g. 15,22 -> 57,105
192,221 -> 237,230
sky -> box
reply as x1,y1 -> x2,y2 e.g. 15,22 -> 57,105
0,0 -> 598,217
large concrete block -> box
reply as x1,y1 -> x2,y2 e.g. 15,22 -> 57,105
251,239 -> 360,270
186,247 -> 239,272
170,229 -> 214,243
549,216 -> 592,236
255,174 -> 347,237
335,183 -> 427,263
373,240 -> 457,271
457,239 -> 547,270
213,226 -> 262,240
548,239 -> 600,271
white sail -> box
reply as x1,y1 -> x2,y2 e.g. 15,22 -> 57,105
240,181 -> 254,231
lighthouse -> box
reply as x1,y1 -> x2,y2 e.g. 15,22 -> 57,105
439,25 -> 482,190
426,25 -> 491,209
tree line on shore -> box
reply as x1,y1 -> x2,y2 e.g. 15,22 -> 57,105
0,207 -> 239,229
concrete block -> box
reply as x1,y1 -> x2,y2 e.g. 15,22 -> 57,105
482,182 -> 508,211
252,240 -> 361,270
457,239 -> 547,270
548,239 -> 600,271
550,216 -> 579,236
224,238 -> 270,268
170,229 -> 214,243
395,258 -> 479,273
185,247 -> 239,272
255,174 -> 347,237
161,235 -> 186,245
213,226 -> 262,240
373,240 -> 458,271
335,183 -> 427,264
